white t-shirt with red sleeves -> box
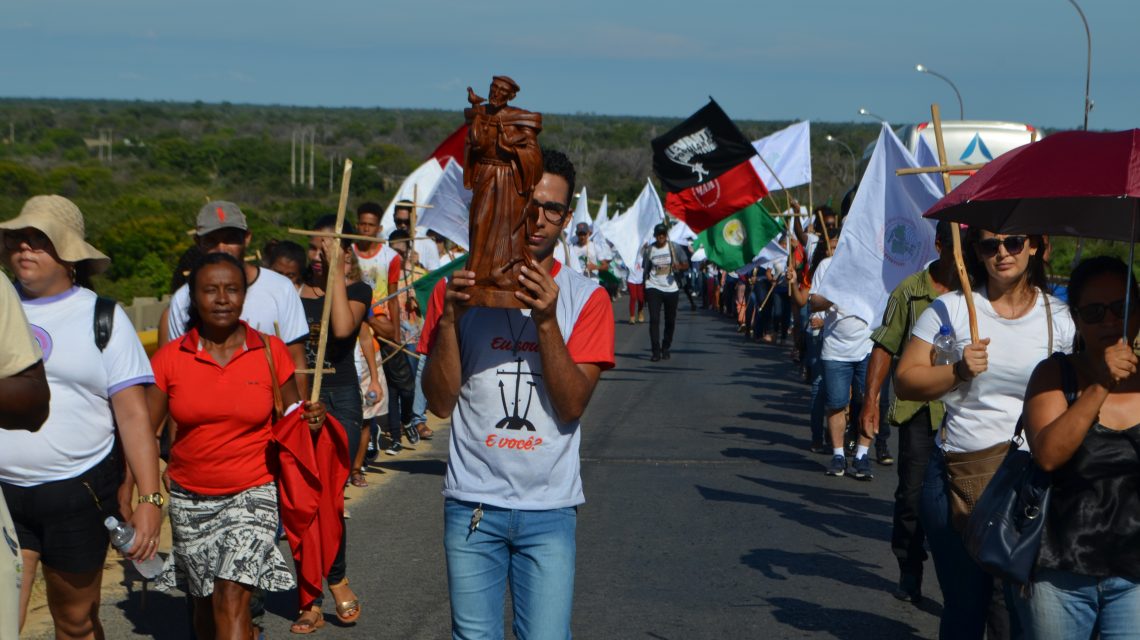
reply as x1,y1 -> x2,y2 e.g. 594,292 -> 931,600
417,261 -> 615,510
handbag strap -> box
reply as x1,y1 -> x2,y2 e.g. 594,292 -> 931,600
1043,288 -> 1054,354
1013,352 -> 1077,440
259,331 -> 285,421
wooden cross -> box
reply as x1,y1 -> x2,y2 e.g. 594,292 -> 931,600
289,159 -> 354,402
893,104 -> 979,342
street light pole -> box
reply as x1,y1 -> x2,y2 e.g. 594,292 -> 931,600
1067,0 -> 1092,130
857,107 -> 888,123
915,64 -> 965,119
825,135 -> 856,184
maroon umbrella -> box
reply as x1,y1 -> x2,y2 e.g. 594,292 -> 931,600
924,129 -> 1140,241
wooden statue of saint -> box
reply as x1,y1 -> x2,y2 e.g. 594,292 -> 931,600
462,75 -> 543,308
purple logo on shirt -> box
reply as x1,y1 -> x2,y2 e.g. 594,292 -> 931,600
29,324 -> 52,362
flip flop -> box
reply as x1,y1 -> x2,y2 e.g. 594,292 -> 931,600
290,607 -> 324,634
350,471 -> 368,488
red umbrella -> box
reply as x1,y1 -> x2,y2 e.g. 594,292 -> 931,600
924,129 -> 1140,241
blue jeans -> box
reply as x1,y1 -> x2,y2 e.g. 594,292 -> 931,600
821,356 -> 869,412
1014,568 -> 1140,640
411,354 -> 428,427
444,499 -> 577,640
920,449 -> 1018,639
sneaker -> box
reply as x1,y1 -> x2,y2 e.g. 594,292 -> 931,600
825,455 -> 847,477
662,350 -> 671,360
404,423 -> 421,445
893,574 -> 922,603
852,455 -> 874,480
364,438 -> 378,463
638,310 -> 645,323
650,353 -> 661,362
384,442 -> 403,456
876,441 -> 895,466
628,317 -> 636,325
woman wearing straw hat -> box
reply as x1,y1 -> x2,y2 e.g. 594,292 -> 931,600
0,195 -> 162,638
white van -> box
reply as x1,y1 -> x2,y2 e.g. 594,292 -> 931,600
894,120 -> 1042,188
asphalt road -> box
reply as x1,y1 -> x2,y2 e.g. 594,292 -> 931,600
41,303 -> 942,639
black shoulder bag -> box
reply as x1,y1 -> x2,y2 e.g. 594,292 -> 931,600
963,352 -> 1076,585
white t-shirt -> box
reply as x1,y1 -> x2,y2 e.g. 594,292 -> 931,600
645,244 -> 679,293
355,243 -> 401,305
167,266 -> 308,344
417,262 -> 615,510
812,257 -> 872,362
0,287 -> 153,485
912,288 -> 1075,453
567,240 -> 611,279
414,237 -> 441,272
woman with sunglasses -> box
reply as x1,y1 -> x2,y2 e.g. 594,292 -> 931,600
0,196 -> 161,638
1013,256 -> 1140,638
895,229 -> 1075,637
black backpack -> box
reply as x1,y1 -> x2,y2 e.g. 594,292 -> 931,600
94,296 -> 116,352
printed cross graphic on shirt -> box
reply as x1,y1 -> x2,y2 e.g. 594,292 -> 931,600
495,358 -> 542,431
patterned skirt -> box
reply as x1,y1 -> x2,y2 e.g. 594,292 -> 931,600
155,481 -> 295,598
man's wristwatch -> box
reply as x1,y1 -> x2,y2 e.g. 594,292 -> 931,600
138,492 -> 165,508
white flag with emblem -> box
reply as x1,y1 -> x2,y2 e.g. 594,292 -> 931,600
380,159 -> 445,233
417,159 -> 472,250
749,121 -> 812,190
813,123 -> 942,328
605,179 -> 665,267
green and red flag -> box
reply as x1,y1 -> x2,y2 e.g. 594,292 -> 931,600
413,254 -> 467,311
664,160 -> 769,232
692,201 -> 783,271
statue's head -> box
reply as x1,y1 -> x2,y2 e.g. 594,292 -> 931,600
489,75 -> 520,107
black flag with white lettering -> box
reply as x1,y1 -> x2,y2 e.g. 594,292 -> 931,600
651,99 -> 756,192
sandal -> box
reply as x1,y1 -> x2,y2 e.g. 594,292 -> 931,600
350,471 -> 368,488
416,423 -> 434,440
329,578 -> 361,624
290,607 -> 324,634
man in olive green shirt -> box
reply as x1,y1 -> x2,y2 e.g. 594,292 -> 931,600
860,220 -> 954,604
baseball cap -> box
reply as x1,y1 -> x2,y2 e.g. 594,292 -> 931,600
653,223 -> 669,236
575,222 -> 591,235
196,201 -> 248,236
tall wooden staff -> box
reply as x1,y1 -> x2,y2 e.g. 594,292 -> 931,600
307,160 -> 352,402
893,104 -> 979,342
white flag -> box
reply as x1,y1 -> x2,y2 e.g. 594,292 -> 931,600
736,236 -> 789,276
380,159 -> 445,234
418,159 -> 472,250
749,121 -> 812,191
569,186 -> 591,235
595,195 -> 609,227
915,136 -> 945,195
668,219 -> 696,245
813,124 -> 943,328
605,179 -> 665,268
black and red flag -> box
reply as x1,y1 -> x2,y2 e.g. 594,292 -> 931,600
652,99 -> 767,232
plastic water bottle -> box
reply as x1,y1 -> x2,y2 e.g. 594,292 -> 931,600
104,516 -> 165,579
933,325 -> 956,366
365,390 -> 379,405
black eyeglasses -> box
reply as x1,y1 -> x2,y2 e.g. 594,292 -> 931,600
1077,299 -> 1127,324
527,200 -> 570,224
394,218 -> 411,227
976,236 -> 1028,258
2,229 -> 52,252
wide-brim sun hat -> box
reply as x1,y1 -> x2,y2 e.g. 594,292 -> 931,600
0,195 -> 111,273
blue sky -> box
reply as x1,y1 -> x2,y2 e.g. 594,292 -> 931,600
2,0 -> 1136,130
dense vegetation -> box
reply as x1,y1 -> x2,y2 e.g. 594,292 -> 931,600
0,99 -> 1117,303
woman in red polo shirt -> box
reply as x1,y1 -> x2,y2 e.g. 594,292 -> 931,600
146,253 -> 325,639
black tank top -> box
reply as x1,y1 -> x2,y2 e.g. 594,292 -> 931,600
1037,393 -> 1140,578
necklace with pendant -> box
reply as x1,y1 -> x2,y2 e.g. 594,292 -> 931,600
504,310 -> 531,358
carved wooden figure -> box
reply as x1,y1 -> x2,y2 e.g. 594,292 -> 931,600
463,76 -> 543,307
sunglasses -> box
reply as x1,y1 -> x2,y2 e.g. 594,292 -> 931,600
2,229 -> 52,252
394,218 -> 411,226
1077,299 -> 1127,324
976,236 -> 1028,258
